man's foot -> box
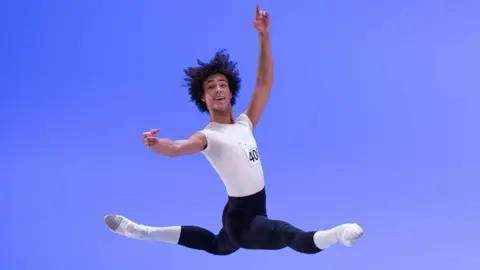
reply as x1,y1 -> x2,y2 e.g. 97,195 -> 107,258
104,214 -> 149,239
337,223 -> 363,247
313,223 -> 363,249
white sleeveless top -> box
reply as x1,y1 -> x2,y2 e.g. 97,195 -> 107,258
198,113 -> 265,197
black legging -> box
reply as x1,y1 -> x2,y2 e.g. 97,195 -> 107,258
178,188 -> 322,255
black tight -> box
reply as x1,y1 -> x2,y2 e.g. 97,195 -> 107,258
178,189 -> 321,255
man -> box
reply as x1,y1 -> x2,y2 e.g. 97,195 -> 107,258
104,4 -> 363,256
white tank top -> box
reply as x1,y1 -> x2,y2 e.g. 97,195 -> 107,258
198,113 -> 265,197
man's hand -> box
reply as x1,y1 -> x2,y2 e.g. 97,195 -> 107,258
253,4 -> 270,34
143,128 -> 160,148
142,129 -> 207,157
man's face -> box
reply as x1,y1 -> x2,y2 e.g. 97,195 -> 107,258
203,73 -> 232,113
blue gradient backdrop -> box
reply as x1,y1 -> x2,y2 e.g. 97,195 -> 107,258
1,1 -> 479,269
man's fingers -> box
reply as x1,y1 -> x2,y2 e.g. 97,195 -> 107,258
143,137 -> 158,147
144,137 -> 157,142
255,4 -> 269,21
143,128 -> 160,137
260,11 -> 268,18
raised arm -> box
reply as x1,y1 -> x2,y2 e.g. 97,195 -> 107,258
245,4 -> 273,130
144,129 -> 207,158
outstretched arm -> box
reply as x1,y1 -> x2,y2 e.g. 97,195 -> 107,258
144,129 -> 207,158
245,5 -> 273,130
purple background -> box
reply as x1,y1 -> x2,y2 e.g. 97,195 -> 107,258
2,0 -> 479,269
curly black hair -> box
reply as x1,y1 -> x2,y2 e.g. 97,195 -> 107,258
183,49 -> 241,113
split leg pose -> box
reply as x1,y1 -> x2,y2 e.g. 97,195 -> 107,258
105,4 -> 363,256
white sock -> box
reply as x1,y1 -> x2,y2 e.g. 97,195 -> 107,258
313,223 -> 363,249
313,226 -> 342,249
142,225 -> 181,244
104,214 -> 181,244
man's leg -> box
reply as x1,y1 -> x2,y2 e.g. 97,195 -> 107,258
104,215 -> 239,256
178,226 -> 239,255
241,216 -> 363,254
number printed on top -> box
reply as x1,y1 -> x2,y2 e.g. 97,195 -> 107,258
242,143 -> 260,167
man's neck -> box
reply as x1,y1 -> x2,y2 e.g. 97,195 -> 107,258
209,110 -> 235,124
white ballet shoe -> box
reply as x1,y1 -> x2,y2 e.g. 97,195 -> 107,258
104,214 -> 149,239
337,223 -> 363,247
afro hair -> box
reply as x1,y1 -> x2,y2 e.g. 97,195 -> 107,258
183,49 -> 241,113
